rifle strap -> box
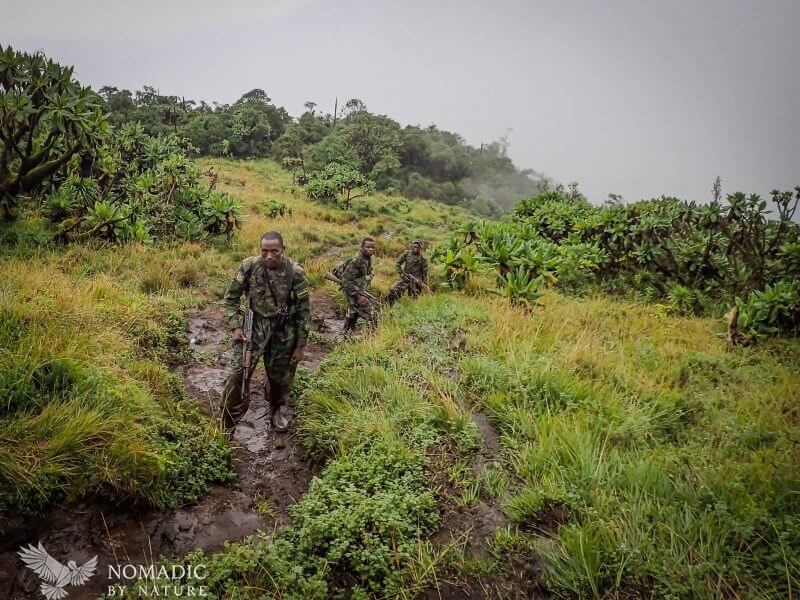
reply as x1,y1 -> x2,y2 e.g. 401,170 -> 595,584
265,261 -> 294,314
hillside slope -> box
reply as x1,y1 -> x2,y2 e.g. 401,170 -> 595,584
1,160 -> 798,599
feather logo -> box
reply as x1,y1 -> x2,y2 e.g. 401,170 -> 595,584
18,542 -> 98,600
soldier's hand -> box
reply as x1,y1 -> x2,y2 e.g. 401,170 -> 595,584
290,346 -> 305,364
233,327 -> 245,342
357,294 -> 369,307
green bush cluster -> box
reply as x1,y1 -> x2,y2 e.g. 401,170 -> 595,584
1,45 -> 243,241
434,185 -> 800,336
732,280 -> 800,341
181,445 -> 438,599
43,123 -> 243,242
263,198 -> 292,218
0,45 -> 107,219
304,161 -> 373,209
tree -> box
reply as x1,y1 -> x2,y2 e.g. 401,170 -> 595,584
182,112 -> 229,155
272,112 -> 331,162
303,133 -> 358,171
341,98 -> 367,118
0,45 -> 108,218
98,86 -> 136,127
337,111 -> 401,180
225,89 -> 291,157
305,162 -> 373,209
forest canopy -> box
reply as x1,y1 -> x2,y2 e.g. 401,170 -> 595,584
98,86 -> 546,216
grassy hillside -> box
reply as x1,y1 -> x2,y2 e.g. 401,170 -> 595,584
0,158 -> 468,519
2,160 -> 798,598
174,292 -> 799,598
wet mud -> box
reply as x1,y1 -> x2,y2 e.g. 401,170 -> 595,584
424,409 -> 543,599
432,411 -> 511,557
0,291 -> 345,599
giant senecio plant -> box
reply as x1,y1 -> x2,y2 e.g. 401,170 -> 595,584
0,45 -> 107,219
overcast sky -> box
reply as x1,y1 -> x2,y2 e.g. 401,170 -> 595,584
3,0 -> 798,204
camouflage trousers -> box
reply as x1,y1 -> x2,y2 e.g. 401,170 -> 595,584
220,314 -> 299,431
344,293 -> 377,330
385,277 -> 422,305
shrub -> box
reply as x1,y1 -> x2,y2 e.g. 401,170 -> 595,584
182,444 -> 439,598
305,162 -> 374,209
264,199 -> 292,218
435,185 -> 800,339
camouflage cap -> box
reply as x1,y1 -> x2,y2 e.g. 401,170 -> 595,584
411,239 -> 422,246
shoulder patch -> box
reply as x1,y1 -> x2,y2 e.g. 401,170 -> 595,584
235,256 -> 261,284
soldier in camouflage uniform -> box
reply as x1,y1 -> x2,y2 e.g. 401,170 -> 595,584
220,231 -> 311,434
385,240 -> 428,305
341,237 -> 377,333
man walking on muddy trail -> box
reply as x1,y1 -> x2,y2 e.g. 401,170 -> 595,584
336,237 -> 377,334
220,231 -> 311,435
385,240 -> 428,305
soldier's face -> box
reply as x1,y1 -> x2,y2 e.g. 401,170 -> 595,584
261,238 -> 284,268
411,244 -> 421,255
361,241 -> 375,257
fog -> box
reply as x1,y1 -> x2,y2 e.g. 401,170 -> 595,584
3,0 -> 798,204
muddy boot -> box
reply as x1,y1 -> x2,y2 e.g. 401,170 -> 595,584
221,371 -> 248,437
269,404 -> 290,432
265,379 -> 291,433
342,315 -> 358,335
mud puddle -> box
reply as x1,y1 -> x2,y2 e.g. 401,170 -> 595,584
0,291 -> 345,599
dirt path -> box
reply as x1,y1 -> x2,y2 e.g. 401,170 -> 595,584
424,395 -> 542,598
0,291 -> 343,600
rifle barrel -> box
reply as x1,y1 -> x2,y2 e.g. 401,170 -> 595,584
325,272 -> 379,302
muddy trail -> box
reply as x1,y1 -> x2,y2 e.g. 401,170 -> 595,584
0,291 -> 344,600
423,409 -> 543,599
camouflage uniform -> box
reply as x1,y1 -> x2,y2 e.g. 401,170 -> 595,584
340,251 -> 376,330
220,255 -> 311,431
386,248 -> 428,305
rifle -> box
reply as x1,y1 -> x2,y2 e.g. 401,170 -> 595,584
240,293 -> 254,399
323,272 -> 380,303
401,273 -> 429,292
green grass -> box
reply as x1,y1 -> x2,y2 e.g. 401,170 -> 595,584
191,292 -> 798,598
0,245 -> 235,516
3,159 -> 797,599
456,292 -> 799,598
0,158 -> 471,519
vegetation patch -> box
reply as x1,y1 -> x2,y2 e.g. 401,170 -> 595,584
433,184 -> 800,343
0,246 -> 234,518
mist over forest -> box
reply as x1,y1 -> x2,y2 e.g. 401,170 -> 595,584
98,85 -> 550,217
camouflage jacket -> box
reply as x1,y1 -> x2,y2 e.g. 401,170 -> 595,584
223,256 -> 311,345
340,252 -> 373,298
396,250 -> 428,280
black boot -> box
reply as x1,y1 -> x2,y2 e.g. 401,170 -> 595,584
342,315 -> 358,334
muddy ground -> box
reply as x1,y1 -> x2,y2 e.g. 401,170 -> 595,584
0,290 -> 538,599
421,412 -> 542,600
0,291 -> 343,600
